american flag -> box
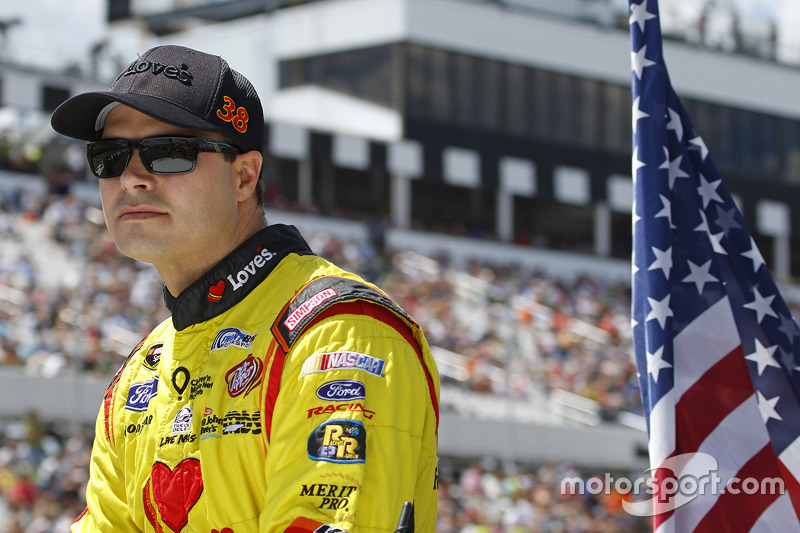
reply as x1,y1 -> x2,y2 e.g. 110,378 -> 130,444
629,0 -> 800,530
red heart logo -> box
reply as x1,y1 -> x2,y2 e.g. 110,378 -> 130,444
207,280 -> 226,302
148,459 -> 203,532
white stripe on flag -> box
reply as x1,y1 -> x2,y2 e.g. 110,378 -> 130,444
673,296 -> 739,402
671,395 -> 770,531
649,388 -> 676,469
749,492 -> 800,532
654,515 -> 675,533
779,435 -> 800,482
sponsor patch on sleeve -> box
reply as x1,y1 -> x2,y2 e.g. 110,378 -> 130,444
307,420 -> 366,463
316,380 -> 365,401
143,344 -> 163,370
300,352 -> 385,378
125,377 -> 159,412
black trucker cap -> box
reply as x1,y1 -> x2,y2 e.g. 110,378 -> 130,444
51,45 -> 264,154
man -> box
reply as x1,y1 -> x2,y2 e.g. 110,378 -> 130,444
51,45 -> 439,533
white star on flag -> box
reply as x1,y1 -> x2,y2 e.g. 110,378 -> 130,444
654,194 -> 674,228
743,286 -> 778,324
647,345 -> 672,383
632,97 -> 649,134
694,210 -> 727,255
745,338 -> 780,376
682,259 -> 717,294
697,173 -> 723,208
659,147 -> 689,188
689,136 -> 709,160
648,246 -> 672,279
646,294 -> 673,329
741,237 -> 766,273
632,146 -> 646,178
755,390 -> 782,423
632,45 -> 656,79
666,108 -> 683,141
629,0 -> 656,32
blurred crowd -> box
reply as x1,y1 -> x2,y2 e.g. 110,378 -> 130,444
0,184 -> 643,419
437,458 -> 651,532
0,412 -> 91,532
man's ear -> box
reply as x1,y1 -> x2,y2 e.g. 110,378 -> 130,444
234,151 -> 263,203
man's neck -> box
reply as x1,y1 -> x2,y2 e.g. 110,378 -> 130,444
159,212 -> 267,297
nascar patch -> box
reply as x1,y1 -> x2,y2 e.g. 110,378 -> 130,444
284,517 -> 350,533
308,420 -> 366,463
300,352 -> 385,378
143,344 -> 163,370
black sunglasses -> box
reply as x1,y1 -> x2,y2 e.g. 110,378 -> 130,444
86,136 -> 242,179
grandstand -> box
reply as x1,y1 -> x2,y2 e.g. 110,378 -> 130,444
2,0 -> 800,530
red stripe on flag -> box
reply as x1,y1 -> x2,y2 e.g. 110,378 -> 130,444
651,452 -> 677,530
674,345 -> 752,454
693,444 -> 783,533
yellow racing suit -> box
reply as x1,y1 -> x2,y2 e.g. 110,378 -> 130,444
71,224 -> 440,533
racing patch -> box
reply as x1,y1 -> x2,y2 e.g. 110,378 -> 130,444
211,328 -> 256,352
143,344 -> 163,370
306,403 -> 375,419
225,355 -> 262,397
308,420 -> 366,463
316,380 -> 365,402
125,377 -> 159,412
300,352 -> 385,378
284,517 -> 350,533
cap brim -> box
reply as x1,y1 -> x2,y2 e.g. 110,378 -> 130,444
50,91 -> 219,141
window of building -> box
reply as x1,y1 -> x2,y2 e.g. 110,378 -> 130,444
278,45 -> 395,107
505,64 -> 527,136
454,54 -> 477,129
601,83 -> 630,154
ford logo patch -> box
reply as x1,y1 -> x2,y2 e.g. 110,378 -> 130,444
316,380 -> 366,402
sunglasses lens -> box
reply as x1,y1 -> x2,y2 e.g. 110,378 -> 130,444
141,138 -> 197,174
88,142 -> 131,178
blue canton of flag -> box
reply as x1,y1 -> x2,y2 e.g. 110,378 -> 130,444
629,0 -> 800,530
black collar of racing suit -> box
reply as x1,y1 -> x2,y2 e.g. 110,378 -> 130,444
163,224 -> 314,331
